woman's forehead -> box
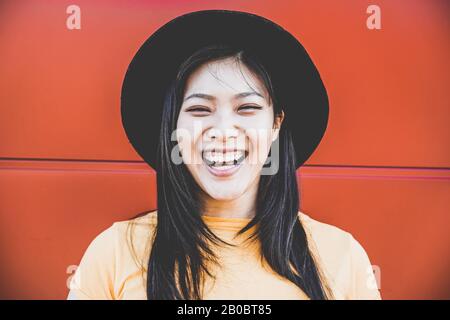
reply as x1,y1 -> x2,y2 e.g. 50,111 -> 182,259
183,58 -> 269,101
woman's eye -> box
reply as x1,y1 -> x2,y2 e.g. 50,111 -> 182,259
239,105 -> 262,111
188,107 -> 210,112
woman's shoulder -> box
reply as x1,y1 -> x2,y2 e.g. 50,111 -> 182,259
113,210 -> 158,255
298,210 -> 355,271
298,210 -> 381,299
298,211 -> 354,249
82,210 -> 157,250
68,211 -> 158,299
114,210 -> 158,228
297,210 -> 367,269
109,210 -> 158,243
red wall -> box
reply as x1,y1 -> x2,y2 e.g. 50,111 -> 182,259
0,0 -> 448,299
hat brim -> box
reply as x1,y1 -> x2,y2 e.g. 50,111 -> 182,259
121,9 -> 329,169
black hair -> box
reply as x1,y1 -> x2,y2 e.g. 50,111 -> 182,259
128,44 -> 333,300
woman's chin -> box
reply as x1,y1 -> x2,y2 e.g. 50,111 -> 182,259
202,182 -> 246,201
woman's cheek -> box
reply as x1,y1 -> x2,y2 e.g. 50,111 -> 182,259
247,129 -> 270,166
175,125 -> 197,165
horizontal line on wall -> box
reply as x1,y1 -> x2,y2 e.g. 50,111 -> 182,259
299,165 -> 450,181
303,164 -> 450,171
0,158 -> 153,174
299,173 -> 449,181
0,157 -> 448,170
0,167 -> 153,175
0,158 -> 448,180
0,157 -> 144,164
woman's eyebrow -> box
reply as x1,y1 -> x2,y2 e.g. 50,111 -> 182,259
234,91 -> 264,99
183,91 -> 264,102
183,93 -> 215,102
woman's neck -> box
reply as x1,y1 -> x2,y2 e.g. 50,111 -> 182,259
200,185 -> 258,219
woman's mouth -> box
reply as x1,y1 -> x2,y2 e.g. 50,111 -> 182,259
202,150 -> 248,177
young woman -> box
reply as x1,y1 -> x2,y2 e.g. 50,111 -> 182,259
67,10 -> 381,300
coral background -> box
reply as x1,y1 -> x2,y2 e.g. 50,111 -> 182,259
0,0 -> 448,299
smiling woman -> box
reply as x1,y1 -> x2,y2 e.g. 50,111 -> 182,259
67,9 -> 381,300
176,46 -> 284,204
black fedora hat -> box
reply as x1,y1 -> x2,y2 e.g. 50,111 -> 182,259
121,9 -> 329,170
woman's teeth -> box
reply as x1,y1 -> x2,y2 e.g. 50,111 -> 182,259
203,151 -> 246,167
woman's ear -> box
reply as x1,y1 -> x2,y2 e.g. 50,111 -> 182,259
272,110 -> 285,142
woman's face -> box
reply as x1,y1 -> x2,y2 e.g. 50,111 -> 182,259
176,57 -> 284,201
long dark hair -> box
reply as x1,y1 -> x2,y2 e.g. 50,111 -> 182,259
128,44 -> 333,300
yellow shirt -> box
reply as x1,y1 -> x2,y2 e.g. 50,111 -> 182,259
67,210 -> 381,300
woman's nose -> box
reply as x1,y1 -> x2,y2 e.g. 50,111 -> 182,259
205,111 -> 240,143
206,126 -> 239,143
